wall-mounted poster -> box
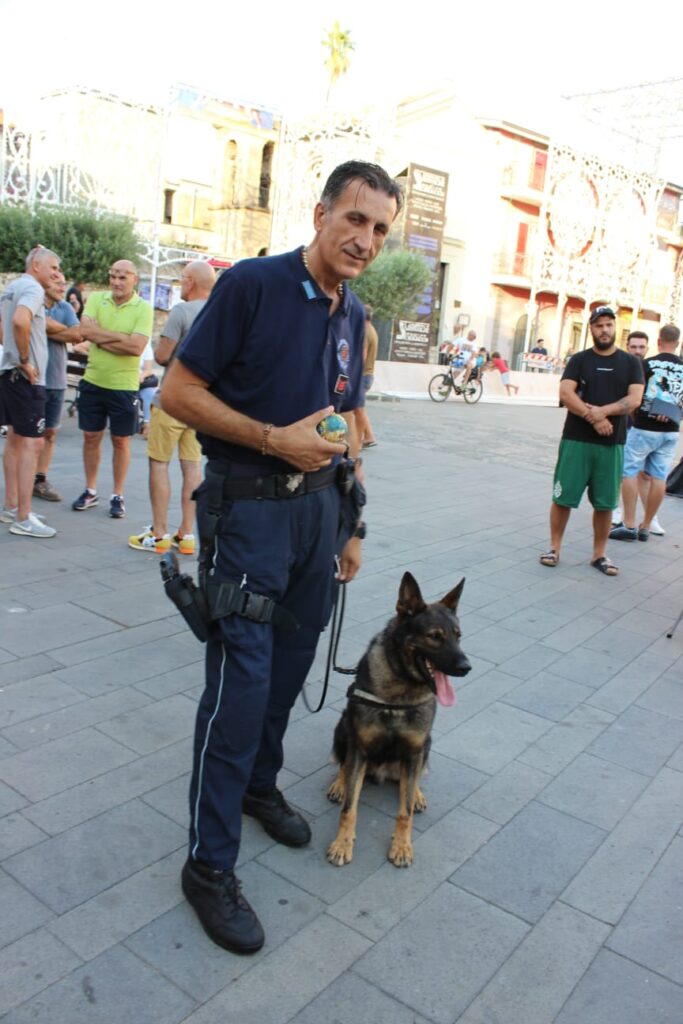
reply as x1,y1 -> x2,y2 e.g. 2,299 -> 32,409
138,279 -> 173,311
390,164 -> 449,363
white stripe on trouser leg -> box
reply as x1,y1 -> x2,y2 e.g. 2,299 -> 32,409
191,642 -> 227,860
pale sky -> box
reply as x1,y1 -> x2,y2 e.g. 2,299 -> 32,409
1,0 -> 681,171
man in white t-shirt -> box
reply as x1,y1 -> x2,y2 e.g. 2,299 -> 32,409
458,329 -> 478,386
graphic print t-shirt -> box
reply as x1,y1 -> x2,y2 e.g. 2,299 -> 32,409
632,352 -> 683,433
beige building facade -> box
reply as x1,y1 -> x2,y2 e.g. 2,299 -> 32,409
393,90 -> 683,365
1,86 -> 280,263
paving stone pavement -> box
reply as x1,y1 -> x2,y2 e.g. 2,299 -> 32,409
1,396 -> 682,1023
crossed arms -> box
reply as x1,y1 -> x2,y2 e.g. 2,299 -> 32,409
77,315 -> 148,357
559,379 -> 644,437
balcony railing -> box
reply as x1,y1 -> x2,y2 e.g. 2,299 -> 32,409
642,282 -> 669,306
502,163 -> 546,192
492,251 -> 533,278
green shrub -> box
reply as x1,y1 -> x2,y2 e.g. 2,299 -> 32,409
0,206 -> 143,284
349,249 -> 433,321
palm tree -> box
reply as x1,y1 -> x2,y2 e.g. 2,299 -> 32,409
322,21 -> 355,103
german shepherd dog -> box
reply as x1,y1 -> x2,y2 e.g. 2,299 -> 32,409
327,572 -> 471,868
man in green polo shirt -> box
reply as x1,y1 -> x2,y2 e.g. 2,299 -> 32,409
72,260 -> 153,518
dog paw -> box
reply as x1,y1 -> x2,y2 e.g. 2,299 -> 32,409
413,788 -> 427,813
388,838 -> 414,867
327,837 -> 354,866
326,779 -> 345,804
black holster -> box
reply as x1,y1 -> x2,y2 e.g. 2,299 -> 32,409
338,463 -> 367,539
204,579 -> 298,633
164,458 -> 365,642
160,552 -> 210,642
160,552 -> 298,641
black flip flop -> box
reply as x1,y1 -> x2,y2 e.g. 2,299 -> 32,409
591,556 -> 619,576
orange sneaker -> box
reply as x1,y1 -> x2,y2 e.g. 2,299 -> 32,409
172,532 -> 196,556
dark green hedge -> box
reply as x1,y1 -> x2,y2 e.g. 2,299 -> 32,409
0,206 -> 143,284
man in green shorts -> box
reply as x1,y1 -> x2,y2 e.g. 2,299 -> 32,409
540,306 -> 644,576
72,260 -> 153,518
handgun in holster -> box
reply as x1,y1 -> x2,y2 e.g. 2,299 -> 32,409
160,551 -> 210,642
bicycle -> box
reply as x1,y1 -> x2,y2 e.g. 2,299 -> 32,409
428,363 -> 483,403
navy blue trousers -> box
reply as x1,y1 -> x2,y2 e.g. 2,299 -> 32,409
188,483 -> 341,869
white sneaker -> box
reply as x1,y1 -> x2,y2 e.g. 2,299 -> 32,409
649,515 -> 665,536
0,507 -> 46,523
611,507 -> 623,526
9,513 -> 56,538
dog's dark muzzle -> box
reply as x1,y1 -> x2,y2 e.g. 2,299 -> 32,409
451,654 -> 472,677
420,651 -> 471,691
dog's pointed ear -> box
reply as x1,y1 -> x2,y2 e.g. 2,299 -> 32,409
396,572 -> 427,617
441,577 -> 465,611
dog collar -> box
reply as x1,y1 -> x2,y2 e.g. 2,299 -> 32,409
348,686 -> 435,711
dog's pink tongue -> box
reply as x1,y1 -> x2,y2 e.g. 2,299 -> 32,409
434,670 -> 456,707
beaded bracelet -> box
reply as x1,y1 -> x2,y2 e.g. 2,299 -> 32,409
261,422 -> 274,455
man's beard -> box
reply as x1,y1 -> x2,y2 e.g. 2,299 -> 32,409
593,336 -> 614,352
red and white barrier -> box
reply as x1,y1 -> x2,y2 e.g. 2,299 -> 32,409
522,353 -> 559,372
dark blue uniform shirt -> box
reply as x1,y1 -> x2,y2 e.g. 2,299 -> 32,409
177,247 -> 364,474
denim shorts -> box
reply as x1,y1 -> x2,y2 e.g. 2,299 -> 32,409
622,427 -> 679,480
45,388 -> 65,430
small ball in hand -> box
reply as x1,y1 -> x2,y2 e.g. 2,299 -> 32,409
316,413 -> 348,443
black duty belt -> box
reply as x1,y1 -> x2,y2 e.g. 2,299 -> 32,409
219,464 -> 338,500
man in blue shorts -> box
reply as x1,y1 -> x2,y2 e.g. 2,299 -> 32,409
610,324 -> 682,542
33,273 -> 82,502
162,160 -> 401,954
540,306 -> 644,576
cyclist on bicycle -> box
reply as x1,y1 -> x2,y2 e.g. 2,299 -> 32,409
461,336 -> 490,388
450,329 -> 474,380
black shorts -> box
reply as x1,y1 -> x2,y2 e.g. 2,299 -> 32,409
0,370 -> 46,438
77,379 -> 139,436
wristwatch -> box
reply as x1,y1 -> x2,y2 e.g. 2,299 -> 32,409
353,521 -> 367,540
19,355 -> 29,365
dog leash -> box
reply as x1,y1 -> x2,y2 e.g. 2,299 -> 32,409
302,578 -> 356,713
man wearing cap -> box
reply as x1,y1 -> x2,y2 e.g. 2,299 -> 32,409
540,306 -> 644,576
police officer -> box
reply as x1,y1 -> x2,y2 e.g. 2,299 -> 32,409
162,160 -> 401,954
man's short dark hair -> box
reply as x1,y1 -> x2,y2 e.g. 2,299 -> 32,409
321,161 -> 403,214
627,331 -> 648,343
659,324 -> 680,345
